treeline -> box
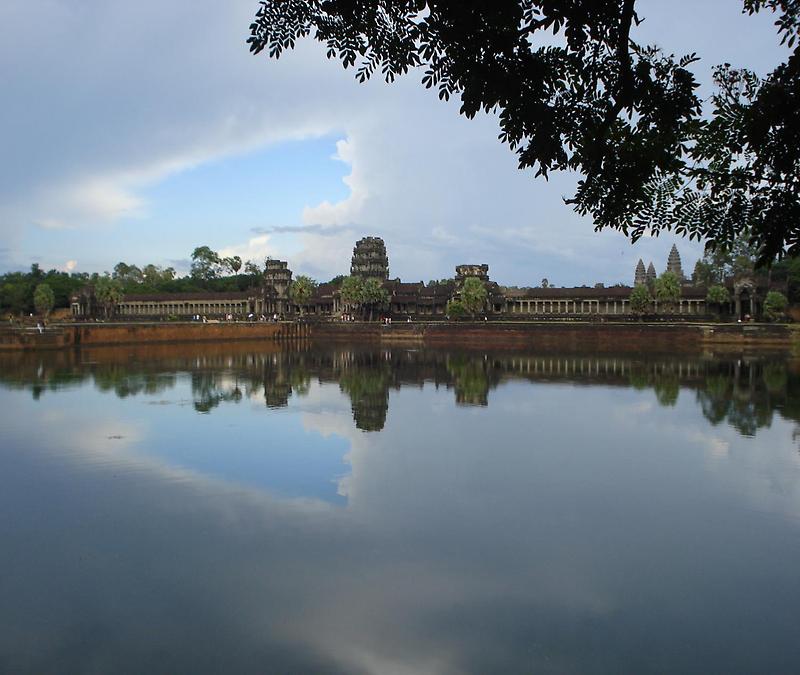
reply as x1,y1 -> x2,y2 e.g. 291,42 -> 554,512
1,264 -> 87,316
0,246 -> 267,316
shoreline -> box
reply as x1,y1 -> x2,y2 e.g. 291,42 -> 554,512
0,320 -> 794,354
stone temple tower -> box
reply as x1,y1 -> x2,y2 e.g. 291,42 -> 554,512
263,259 -> 292,315
634,259 -> 646,286
350,237 -> 389,279
666,244 -> 684,280
646,262 -> 657,285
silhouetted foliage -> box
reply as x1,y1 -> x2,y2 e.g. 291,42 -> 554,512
250,0 -> 800,262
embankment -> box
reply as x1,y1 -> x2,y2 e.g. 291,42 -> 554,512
0,320 -> 794,352
313,321 -> 795,353
0,321 -> 309,351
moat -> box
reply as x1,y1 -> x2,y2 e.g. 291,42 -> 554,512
2,343 -> 800,673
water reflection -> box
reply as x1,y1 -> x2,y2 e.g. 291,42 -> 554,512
2,344 -> 800,673
2,345 -> 798,438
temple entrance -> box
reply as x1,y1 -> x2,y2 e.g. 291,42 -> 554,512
739,290 -> 752,320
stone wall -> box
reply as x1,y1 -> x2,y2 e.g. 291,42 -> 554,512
0,321 -> 309,351
312,321 -> 794,353
1,319 -> 793,352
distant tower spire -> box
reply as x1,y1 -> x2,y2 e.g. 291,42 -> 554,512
646,262 -> 657,285
666,244 -> 684,280
634,259 -> 646,286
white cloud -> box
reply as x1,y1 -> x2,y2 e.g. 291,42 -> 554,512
33,218 -> 70,231
218,234 -> 275,263
64,178 -> 144,223
302,137 -> 368,228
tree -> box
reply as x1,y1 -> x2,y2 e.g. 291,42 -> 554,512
629,284 -> 652,316
771,256 -> 800,302
289,275 -> 316,315
94,276 -> 124,318
361,277 -> 389,321
33,283 -> 55,321
340,276 -> 365,316
692,259 -> 715,287
190,246 -> 221,281
223,255 -> 243,275
142,264 -> 175,286
693,234 -> 760,287
460,277 -> 488,317
654,271 -> 681,313
541,278 -> 550,289
1,276 -> 31,315
706,285 -> 731,317
764,290 -> 788,321
113,262 -> 143,285
244,260 -> 263,279
446,298 -> 466,319
249,1 -> 800,262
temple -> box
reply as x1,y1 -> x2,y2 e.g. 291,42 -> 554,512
72,237 -> 781,321
350,237 -> 389,279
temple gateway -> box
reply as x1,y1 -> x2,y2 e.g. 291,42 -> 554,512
72,237 -> 778,320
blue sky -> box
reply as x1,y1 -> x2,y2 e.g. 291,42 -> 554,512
20,135 -> 352,276
0,0 -> 790,286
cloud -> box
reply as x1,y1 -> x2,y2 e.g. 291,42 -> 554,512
218,234 -> 275,263
302,138 -> 368,228
62,260 -> 77,272
33,218 -> 72,231
250,224 -> 351,237
285,230 -> 358,281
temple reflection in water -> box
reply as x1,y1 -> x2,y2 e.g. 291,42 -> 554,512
2,344 -> 798,439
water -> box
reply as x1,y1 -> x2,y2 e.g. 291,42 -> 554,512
1,343 -> 799,674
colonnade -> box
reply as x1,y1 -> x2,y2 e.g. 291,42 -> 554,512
505,356 -> 706,378
112,300 -> 251,317
507,298 -> 706,315
508,299 -> 629,314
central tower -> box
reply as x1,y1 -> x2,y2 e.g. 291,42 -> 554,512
350,237 -> 389,279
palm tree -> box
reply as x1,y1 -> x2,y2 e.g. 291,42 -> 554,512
361,277 -> 389,321
95,276 -> 124,318
340,276 -> 365,318
289,275 -> 316,316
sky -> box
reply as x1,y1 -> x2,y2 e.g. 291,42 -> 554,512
0,0 -> 790,286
